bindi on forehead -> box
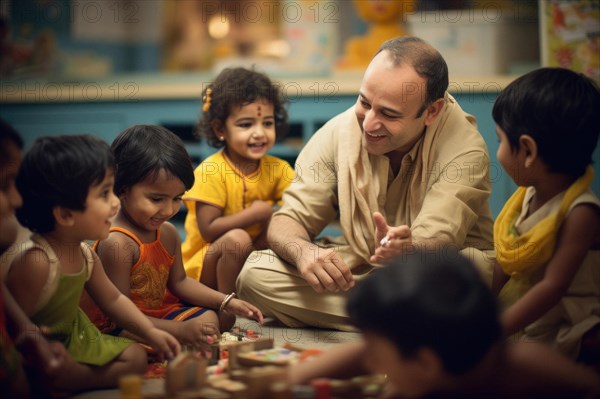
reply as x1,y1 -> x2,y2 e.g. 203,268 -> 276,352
257,104 -> 262,117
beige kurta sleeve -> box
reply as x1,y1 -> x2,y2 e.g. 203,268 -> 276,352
274,114 -> 342,239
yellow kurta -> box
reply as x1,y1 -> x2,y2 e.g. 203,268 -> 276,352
181,150 -> 292,280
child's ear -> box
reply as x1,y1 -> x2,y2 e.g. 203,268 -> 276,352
518,135 -> 538,168
415,347 -> 444,383
52,206 -> 75,227
211,120 -> 225,138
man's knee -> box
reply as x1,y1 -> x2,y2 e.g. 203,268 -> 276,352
236,252 -> 265,294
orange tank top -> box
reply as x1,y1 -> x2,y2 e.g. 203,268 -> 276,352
82,227 -> 185,332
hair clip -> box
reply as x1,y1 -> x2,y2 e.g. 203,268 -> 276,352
202,87 -> 213,112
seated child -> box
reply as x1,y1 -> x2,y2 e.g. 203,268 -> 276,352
181,67 -> 293,293
491,67 -> 600,363
6,135 -> 180,395
289,250 -> 600,398
83,125 -> 263,348
0,120 -> 67,398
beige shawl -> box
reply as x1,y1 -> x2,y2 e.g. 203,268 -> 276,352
336,94 -> 475,267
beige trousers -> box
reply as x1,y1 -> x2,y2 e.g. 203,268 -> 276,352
236,247 -> 495,332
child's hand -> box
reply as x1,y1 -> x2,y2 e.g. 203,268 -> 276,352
177,319 -> 220,351
146,327 -> 180,361
224,298 -> 264,324
249,200 -> 273,224
15,327 -> 68,376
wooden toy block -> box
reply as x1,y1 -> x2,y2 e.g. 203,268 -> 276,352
228,365 -> 288,399
165,351 -> 208,395
221,337 -> 274,369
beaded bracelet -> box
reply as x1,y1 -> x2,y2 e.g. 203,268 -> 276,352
219,292 -> 236,312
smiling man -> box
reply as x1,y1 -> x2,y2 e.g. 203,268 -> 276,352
236,37 -> 494,331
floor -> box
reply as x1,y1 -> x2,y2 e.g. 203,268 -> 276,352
70,317 -> 362,398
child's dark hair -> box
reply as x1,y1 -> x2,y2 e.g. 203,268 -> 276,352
492,67 -> 600,177
111,125 -> 194,196
347,249 -> 500,375
0,118 -> 24,162
196,67 -> 288,148
16,135 -> 114,234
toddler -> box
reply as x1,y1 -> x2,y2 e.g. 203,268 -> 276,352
289,250 -> 600,398
5,134 -> 179,395
491,67 -> 600,364
182,67 -> 293,293
83,125 -> 263,348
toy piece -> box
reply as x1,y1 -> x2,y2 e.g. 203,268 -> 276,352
221,337 -> 274,369
165,351 -> 208,395
230,365 -> 288,399
236,347 -> 301,367
119,374 -> 142,399
209,377 -> 248,399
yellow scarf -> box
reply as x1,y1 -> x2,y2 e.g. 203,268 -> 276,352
494,165 -> 594,278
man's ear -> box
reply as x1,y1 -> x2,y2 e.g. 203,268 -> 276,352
52,206 -> 75,227
424,98 -> 445,126
519,135 -> 538,168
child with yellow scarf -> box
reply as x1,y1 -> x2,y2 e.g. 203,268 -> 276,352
492,67 -> 600,368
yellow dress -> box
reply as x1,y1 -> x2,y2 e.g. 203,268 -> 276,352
181,150 -> 292,280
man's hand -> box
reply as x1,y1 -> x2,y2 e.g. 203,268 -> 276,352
298,247 -> 355,293
370,212 -> 412,264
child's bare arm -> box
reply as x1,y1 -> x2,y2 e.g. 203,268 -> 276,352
164,223 -> 263,323
196,201 -> 272,242
96,231 -> 138,296
501,204 -> 600,336
288,341 -> 368,385
6,249 -> 50,316
2,281 -> 67,376
85,251 -> 180,359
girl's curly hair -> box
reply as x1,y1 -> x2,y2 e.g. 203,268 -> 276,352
196,67 -> 288,148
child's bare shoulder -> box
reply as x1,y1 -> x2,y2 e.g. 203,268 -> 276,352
159,222 -> 180,254
96,229 -> 140,263
7,247 -> 51,293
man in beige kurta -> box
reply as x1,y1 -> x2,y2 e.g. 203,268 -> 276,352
236,37 -> 494,331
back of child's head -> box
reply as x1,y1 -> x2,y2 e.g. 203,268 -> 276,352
493,67 -> 600,177
197,67 -> 288,148
111,125 -> 194,196
16,135 -> 114,234
347,249 -> 500,375
0,118 -> 23,164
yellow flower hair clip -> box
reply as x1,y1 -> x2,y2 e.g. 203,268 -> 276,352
202,87 -> 213,112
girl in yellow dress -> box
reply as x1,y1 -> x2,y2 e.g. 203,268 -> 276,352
182,67 -> 293,295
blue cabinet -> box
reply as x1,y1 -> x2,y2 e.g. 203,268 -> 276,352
2,78 -> 599,219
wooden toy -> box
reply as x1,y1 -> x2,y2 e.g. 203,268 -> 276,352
230,365 -> 288,399
119,374 -> 142,399
220,336 -> 274,369
165,351 -> 208,395
236,347 -> 301,367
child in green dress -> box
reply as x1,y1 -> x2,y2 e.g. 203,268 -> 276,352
5,135 -> 180,395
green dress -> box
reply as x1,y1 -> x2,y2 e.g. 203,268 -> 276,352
26,235 -> 133,366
